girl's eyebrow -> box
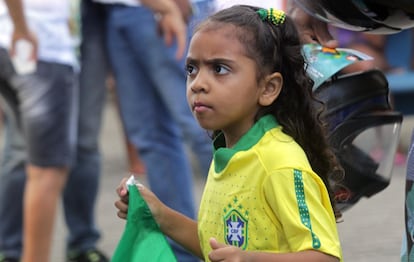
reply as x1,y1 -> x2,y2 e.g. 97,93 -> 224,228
205,58 -> 234,65
186,57 -> 234,65
185,57 -> 198,65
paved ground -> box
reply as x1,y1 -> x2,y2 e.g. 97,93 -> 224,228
2,98 -> 411,261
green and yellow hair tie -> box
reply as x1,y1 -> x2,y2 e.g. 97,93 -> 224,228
257,8 -> 286,26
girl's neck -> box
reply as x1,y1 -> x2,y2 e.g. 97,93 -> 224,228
222,126 -> 251,148
223,133 -> 241,148
220,115 -> 257,148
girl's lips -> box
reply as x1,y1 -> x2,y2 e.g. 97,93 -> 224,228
193,101 -> 211,113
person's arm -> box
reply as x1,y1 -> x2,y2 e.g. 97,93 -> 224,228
172,0 -> 193,23
115,179 -> 203,258
363,34 -> 387,50
154,197 -> 202,257
4,0 -> 37,59
208,238 -> 339,262
140,0 -> 188,59
287,0 -> 338,48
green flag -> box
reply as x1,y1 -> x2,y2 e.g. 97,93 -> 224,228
111,185 -> 177,262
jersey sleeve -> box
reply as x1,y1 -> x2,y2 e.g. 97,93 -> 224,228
263,168 -> 342,260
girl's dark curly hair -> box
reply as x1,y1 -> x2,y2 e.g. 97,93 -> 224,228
195,5 -> 344,219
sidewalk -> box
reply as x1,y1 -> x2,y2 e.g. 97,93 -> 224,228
36,99 -> 414,261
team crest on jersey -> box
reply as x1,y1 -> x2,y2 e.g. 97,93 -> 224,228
223,208 -> 248,249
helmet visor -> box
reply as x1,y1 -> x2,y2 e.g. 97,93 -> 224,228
331,112 -> 402,211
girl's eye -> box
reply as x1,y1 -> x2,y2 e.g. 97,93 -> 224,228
185,64 -> 198,76
214,64 -> 230,75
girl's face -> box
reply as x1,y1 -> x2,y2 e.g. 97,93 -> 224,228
186,25 -> 278,146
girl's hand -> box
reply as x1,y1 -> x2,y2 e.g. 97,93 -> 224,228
115,176 -> 165,224
208,238 -> 248,262
208,237 -> 340,262
134,182 -> 164,223
115,177 -> 130,219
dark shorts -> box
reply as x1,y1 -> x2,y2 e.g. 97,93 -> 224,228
0,48 -> 77,167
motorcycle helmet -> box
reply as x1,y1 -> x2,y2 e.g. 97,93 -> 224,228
294,0 -> 414,34
315,69 -> 403,211
303,44 -> 403,211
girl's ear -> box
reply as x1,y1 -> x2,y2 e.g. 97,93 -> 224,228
259,72 -> 283,106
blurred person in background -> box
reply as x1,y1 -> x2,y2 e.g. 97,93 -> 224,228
0,1 -> 78,261
0,0 -> 190,261
91,0 -> 217,261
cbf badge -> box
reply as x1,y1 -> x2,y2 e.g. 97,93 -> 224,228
223,209 -> 248,249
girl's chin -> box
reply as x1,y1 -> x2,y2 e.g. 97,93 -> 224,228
196,120 -> 215,131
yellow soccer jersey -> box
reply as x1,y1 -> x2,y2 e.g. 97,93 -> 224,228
198,115 -> 342,261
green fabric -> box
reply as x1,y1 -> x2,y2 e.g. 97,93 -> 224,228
213,114 -> 279,173
111,185 -> 177,262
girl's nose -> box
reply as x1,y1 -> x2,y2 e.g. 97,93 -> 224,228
189,72 -> 208,93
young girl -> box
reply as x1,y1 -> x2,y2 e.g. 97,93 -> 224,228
115,5 -> 343,262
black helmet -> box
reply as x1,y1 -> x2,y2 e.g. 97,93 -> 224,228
314,69 -> 403,211
302,43 -> 403,211
294,0 -> 414,34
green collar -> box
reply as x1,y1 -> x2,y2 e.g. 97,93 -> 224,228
213,115 -> 279,173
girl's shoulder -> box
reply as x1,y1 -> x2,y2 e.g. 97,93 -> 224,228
255,127 -> 311,171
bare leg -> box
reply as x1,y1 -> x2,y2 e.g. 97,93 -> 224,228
22,165 -> 68,262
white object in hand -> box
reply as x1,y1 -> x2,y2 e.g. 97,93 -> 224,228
126,174 -> 144,191
11,39 -> 36,75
